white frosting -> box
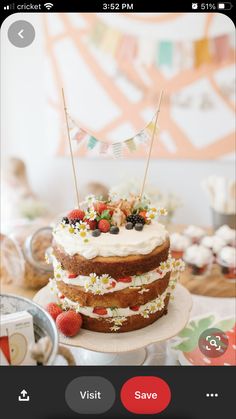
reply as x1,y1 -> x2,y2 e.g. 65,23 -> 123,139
184,245 -> 213,267
218,246 -> 236,267
183,225 -> 205,240
215,225 -> 236,245
49,277 -> 173,319
53,222 -> 168,259
170,233 -> 191,251
52,255 -> 169,295
201,235 -> 226,255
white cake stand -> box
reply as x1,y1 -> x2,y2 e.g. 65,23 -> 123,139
34,284 -> 192,365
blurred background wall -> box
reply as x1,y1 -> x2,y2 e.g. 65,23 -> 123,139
1,13 -> 235,225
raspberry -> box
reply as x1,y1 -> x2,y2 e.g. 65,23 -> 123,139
56,310 -> 82,337
85,219 -> 97,230
67,209 -> 85,221
94,202 -> 107,214
46,303 -> 63,321
93,307 -> 108,315
139,210 -> 147,220
98,219 -> 110,233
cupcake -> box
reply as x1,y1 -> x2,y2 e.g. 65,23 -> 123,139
183,244 -> 213,275
170,233 -> 191,259
183,225 -> 205,244
217,246 -> 236,280
201,235 -> 226,257
215,225 -> 236,247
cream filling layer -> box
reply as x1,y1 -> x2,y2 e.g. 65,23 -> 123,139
52,222 -> 168,259
49,277 -> 177,319
51,255 -> 169,295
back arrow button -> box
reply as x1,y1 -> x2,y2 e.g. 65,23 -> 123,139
18,29 -> 24,39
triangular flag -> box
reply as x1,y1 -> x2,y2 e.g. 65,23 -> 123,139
112,142 -> 123,159
99,142 -> 109,154
157,41 -> 173,66
87,136 -> 98,150
194,38 -> 211,67
125,138 -> 136,152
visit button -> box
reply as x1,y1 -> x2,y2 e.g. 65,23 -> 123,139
120,376 -> 171,414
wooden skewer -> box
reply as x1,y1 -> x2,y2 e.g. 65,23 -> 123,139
139,90 -> 164,200
61,88 -> 80,208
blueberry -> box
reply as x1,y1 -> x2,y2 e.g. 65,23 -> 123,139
110,226 -> 119,234
125,222 -> 133,230
134,223 -> 143,231
92,229 -> 101,237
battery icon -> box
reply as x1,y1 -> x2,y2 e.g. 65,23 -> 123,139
217,2 -> 233,9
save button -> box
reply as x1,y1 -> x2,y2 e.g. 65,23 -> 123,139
120,376 -> 171,414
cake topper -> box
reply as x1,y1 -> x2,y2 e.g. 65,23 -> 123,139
62,88 -> 80,208
139,90 -> 164,201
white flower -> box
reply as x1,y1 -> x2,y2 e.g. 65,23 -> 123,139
89,273 -> 98,284
110,325 -> 120,332
157,207 -> 168,216
85,194 -> 96,204
85,209 -> 97,221
141,310 -> 150,318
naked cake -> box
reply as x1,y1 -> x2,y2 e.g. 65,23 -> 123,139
48,195 -> 184,333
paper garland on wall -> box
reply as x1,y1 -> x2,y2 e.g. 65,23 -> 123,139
68,112 -> 156,158
87,20 -> 233,71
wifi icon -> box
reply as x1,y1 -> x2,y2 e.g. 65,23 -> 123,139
44,2 -> 53,10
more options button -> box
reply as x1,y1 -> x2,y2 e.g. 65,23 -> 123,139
65,376 -> 115,415
120,376 -> 171,415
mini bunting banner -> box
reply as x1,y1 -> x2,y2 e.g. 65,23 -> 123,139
67,112 -> 159,158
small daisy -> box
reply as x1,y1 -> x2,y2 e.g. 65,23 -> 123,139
85,194 -> 96,205
141,309 -> 150,318
89,273 -> 98,284
85,209 -> 97,221
157,207 -> 168,216
100,274 -> 111,285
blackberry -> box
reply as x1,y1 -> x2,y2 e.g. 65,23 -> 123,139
126,214 -> 145,226
62,216 -> 69,224
70,218 -> 82,225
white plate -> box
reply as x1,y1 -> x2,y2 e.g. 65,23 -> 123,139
34,283 -> 192,353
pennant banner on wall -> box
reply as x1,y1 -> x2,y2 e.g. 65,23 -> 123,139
67,112 -> 156,158
87,19 -> 233,70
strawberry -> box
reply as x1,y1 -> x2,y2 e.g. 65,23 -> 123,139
111,280 -> 116,288
93,307 -> 108,316
46,303 -> 63,321
117,276 -> 132,283
67,209 -> 85,221
0,336 -> 11,364
56,310 -> 82,337
98,219 -> 110,233
130,305 -> 140,311
94,202 -> 107,214
85,219 -> 97,230
67,273 -> 77,279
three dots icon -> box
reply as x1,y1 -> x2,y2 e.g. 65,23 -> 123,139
206,393 -> 219,397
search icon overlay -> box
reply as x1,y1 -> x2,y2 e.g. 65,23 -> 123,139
198,328 -> 229,358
